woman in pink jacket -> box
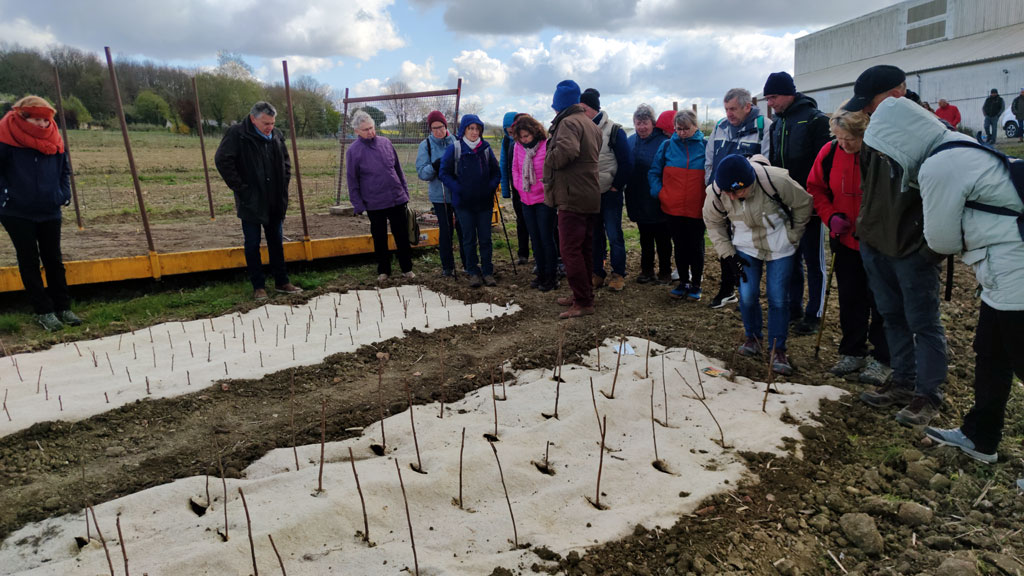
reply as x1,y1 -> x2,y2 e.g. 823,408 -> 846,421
512,114 -> 557,291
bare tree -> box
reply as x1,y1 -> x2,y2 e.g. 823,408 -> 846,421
382,79 -> 413,136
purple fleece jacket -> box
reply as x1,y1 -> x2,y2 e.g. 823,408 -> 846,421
345,135 -> 409,214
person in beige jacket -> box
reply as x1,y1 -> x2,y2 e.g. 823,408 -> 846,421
703,154 -> 812,375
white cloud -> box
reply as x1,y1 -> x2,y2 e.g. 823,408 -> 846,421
0,16 -> 56,49
447,49 -> 508,88
396,58 -> 443,92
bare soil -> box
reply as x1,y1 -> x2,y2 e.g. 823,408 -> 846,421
1,240 -> 1022,575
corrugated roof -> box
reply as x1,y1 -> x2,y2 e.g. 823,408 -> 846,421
794,22 -> 1024,93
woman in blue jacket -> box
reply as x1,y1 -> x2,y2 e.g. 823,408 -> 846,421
439,115 -> 500,287
415,110 -> 464,276
0,96 -> 80,331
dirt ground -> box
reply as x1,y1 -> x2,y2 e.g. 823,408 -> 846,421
1,240 -> 1022,575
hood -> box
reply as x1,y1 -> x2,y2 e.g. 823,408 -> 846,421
655,110 -> 675,135
458,114 -> 485,139
775,93 -> 818,118
863,97 -> 972,191
502,112 -> 518,131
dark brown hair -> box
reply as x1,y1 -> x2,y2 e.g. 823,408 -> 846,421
512,114 -> 547,142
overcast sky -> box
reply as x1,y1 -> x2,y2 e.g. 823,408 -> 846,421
0,0 -> 904,128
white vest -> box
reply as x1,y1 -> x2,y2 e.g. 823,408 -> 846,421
595,113 -> 619,192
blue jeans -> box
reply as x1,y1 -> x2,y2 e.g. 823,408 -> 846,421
860,243 -> 946,405
432,202 -> 466,273
592,188 -> 626,277
456,207 -> 493,276
241,218 -> 288,290
790,216 -> 826,323
737,252 -> 794,352
983,115 -> 999,144
521,202 -> 557,282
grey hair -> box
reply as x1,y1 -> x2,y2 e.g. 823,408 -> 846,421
249,101 -> 277,118
723,88 -> 752,107
633,103 -> 656,124
350,109 -> 373,130
830,102 -> 870,138
674,109 -> 698,129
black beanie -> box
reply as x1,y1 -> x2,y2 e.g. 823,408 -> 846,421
763,71 -> 796,96
580,88 -> 601,111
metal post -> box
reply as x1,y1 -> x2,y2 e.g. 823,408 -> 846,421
336,87 -> 349,205
191,76 -> 216,220
104,47 -> 158,263
673,101 -> 678,112
692,103 -> 697,114
52,66 -> 84,230
282,60 -> 311,244
453,78 -> 462,127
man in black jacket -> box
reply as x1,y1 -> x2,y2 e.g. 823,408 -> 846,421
763,71 -> 832,336
982,89 -> 1004,145
215,101 -> 303,300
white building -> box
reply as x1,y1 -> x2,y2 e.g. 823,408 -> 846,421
795,0 -> 1024,134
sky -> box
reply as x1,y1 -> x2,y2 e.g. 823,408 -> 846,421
0,0 -> 904,129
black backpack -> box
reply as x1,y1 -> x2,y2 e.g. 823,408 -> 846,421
927,141 -> 1024,241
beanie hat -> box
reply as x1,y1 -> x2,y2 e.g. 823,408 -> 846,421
655,110 -> 675,135
991,88 -> 999,94
552,80 -> 581,113
762,72 -> 796,96
714,154 -> 756,192
426,110 -> 447,128
580,88 -> 601,111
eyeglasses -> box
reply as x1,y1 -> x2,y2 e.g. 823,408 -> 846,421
430,124 -> 446,131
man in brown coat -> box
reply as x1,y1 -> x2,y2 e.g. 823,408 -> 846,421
543,80 -> 603,318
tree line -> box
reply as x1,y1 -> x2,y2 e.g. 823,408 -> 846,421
0,45 -> 343,138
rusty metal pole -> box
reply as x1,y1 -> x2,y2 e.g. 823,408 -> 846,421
453,78 -> 462,127
282,60 -> 311,246
673,101 -> 678,112
104,47 -> 159,276
52,66 -> 84,230
191,76 -> 216,220
336,87 -> 349,205
692,103 -> 698,114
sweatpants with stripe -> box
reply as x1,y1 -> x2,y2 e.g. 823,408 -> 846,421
790,216 -> 826,323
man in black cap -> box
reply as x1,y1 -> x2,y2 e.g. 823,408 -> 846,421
762,71 -> 831,337
982,89 -> 1004,145
843,65 -> 947,425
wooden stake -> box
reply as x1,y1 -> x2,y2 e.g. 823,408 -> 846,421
348,447 -> 370,542
762,342 -> 777,413
438,339 -> 446,419
217,450 -> 229,541
317,396 -> 326,493
680,376 -> 726,448
491,368 -> 499,437
650,379 -> 659,462
290,372 -> 299,471
661,354 -> 668,425
377,353 -> 387,449
693,351 -> 705,399
36,365 -> 42,393
406,382 -> 424,472
489,441 -> 519,548
115,515 -> 130,576
457,427 -> 465,508
589,378 -> 603,437
88,506 -> 115,576
268,534 -> 287,575
238,487 -> 258,576
395,460 -> 420,576
603,335 -> 626,399
595,416 -> 607,509
2,388 -> 9,421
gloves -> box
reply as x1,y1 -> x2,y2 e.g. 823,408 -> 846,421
431,159 -> 441,174
724,254 -> 748,283
828,213 -> 852,237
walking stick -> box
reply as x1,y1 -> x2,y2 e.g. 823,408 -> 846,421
493,189 -> 518,275
814,251 -> 837,359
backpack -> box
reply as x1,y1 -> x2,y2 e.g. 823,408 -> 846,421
750,157 -> 794,228
928,140 -> 1024,241
820,140 -> 839,189
406,205 -> 421,246
452,139 -> 496,178
608,122 -> 622,149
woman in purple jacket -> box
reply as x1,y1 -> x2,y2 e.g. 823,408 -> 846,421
346,110 -> 414,283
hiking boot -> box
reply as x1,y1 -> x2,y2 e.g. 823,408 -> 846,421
858,359 -> 894,386
771,349 -> 793,376
377,273 -> 390,283
592,274 -> 605,289
517,255 -> 529,266
860,380 -> 914,408
792,318 -> 819,336
57,310 -> 82,326
483,275 -> 497,287
468,274 -> 483,288
830,355 -> 867,377
403,271 -> 416,280
530,277 -> 542,289
657,270 -> 673,285
538,278 -> 558,292
895,396 -> 940,427
686,286 -> 702,301
635,271 -> 655,284
924,427 -> 997,464
37,313 -> 63,332
441,269 -> 455,278
709,288 -> 738,309
670,283 -> 690,300
556,296 -> 574,306
276,283 -> 304,294
738,337 -> 762,357
559,304 -> 595,319
606,273 -> 625,291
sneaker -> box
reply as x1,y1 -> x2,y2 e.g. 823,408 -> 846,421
686,287 -> 702,301
657,271 -> 673,285
532,264 -> 539,275
403,271 -> 416,280
738,337 -> 762,357
559,305 -> 595,319
276,283 -> 304,294
592,274 -> 605,289
557,262 -> 566,278
895,396 -> 940,427
441,269 -> 455,278
538,278 -> 558,292
771,349 -> 793,376
556,296 -> 574,306
670,283 -> 690,299
859,359 -> 893,386
709,288 -> 738,309
635,271 -> 655,284
792,318 -> 819,336
670,268 -> 680,281
57,310 -> 82,326
518,255 -> 529,266
924,427 -> 997,464
253,288 -> 269,301
468,275 -> 483,288
606,273 -> 625,292
860,381 -> 914,408
37,313 -> 63,332
483,275 -> 497,287
530,277 -> 542,289
377,273 -> 389,283
830,355 -> 867,377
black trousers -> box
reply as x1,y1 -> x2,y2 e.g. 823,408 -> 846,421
833,241 -> 889,362
636,221 -> 672,276
366,203 -> 413,276
511,188 -> 531,259
1,215 -> 70,315
961,303 -> 1024,454
667,215 -> 706,289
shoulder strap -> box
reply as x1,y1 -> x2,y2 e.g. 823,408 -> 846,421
751,161 -> 794,228
453,140 -> 462,177
609,122 -> 622,148
821,140 -> 838,189
929,140 -> 1024,240
756,115 -> 764,140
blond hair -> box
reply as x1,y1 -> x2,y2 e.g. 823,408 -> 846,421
830,101 -> 869,138
13,95 -> 55,115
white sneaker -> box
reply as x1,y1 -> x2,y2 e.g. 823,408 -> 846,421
377,273 -> 389,283
403,271 -> 416,280
670,268 -> 680,281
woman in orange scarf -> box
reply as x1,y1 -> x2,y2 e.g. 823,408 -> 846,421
0,95 -> 80,331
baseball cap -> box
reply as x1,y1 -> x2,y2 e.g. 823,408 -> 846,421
843,65 -> 906,112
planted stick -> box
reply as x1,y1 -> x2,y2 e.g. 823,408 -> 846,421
589,378 -> 603,436
491,367 -> 499,437
438,339 -> 446,419
3,388 -> 9,421
603,334 -> 626,399
457,427 -> 465,508
554,327 -> 565,381
239,487 -> 258,576
348,447 -> 369,542
317,396 -> 326,493
650,379 -> 659,462
489,441 -> 519,548
217,450 -> 229,541
268,534 -> 287,576
394,460 -> 420,576
762,342 -> 777,413
115,515 -> 130,576
88,506 -> 115,576
406,382 -> 424,472
644,315 -> 651,378
595,415 -> 607,508
36,366 -> 42,393
693,352 -> 705,399
681,377 -> 726,448
189,340 -> 194,358
376,353 -> 388,450
290,372 -> 299,471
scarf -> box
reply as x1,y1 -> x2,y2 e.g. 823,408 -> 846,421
520,141 -> 539,192
0,111 -> 64,155
462,137 -> 480,149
